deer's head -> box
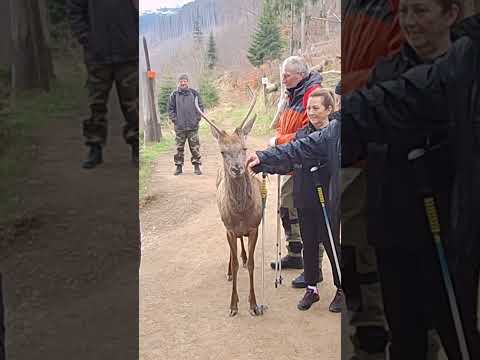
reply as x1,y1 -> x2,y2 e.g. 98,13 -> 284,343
195,88 -> 257,179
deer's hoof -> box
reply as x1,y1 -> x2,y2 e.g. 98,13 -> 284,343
250,305 -> 262,316
229,309 -> 238,317
226,274 -> 232,281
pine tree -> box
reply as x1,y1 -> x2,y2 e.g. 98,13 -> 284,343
199,75 -> 219,109
247,1 -> 284,67
157,75 -> 176,116
192,17 -> 203,46
206,32 -> 218,70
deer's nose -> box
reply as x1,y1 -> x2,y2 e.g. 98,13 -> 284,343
231,167 -> 241,176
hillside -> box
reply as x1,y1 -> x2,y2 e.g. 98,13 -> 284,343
140,0 -> 340,84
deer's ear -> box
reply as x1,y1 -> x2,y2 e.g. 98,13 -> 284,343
240,114 -> 257,137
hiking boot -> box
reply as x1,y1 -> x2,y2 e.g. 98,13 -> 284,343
194,164 -> 202,175
131,143 -> 139,168
174,165 -> 182,176
82,144 -> 102,169
292,272 -> 307,288
329,288 -> 344,313
297,288 -> 320,311
270,255 -> 303,270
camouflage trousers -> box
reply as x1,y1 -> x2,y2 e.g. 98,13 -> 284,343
280,175 -> 325,276
173,129 -> 201,166
84,61 -> 139,146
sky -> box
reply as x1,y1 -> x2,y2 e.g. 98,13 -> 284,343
140,0 -> 194,12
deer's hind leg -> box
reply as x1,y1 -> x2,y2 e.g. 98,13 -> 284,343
227,252 -> 232,281
240,236 -> 248,268
227,232 -> 239,316
247,228 -> 260,316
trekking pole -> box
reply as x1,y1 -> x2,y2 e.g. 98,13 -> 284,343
275,174 -> 283,287
409,148 -> 470,360
310,166 -> 342,284
258,172 -> 269,314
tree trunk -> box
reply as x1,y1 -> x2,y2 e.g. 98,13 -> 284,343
300,5 -> 306,55
10,0 -> 54,92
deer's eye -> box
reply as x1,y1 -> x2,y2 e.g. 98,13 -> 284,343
243,148 -> 248,151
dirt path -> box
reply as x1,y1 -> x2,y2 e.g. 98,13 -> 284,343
140,129 -> 341,360
0,90 -> 139,360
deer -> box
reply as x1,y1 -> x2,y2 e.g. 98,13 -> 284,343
195,88 -> 263,317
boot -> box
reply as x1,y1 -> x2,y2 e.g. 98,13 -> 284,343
270,255 -> 303,270
174,165 -> 183,176
193,164 -> 202,175
291,272 -> 307,288
329,288 -> 344,313
82,144 -> 103,169
131,142 -> 139,168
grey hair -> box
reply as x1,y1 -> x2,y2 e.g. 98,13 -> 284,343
282,56 -> 309,77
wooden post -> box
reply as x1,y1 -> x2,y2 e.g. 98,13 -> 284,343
142,36 -> 162,142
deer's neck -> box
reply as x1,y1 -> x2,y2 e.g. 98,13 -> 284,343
224,171 -> 253,213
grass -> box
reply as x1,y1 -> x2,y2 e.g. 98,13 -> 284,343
139,134 -> 175,200
0,62 -> 86,220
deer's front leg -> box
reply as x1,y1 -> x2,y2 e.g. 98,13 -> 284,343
240,236 -> 248,268
227,231 -> 239,316
247,229 -> 260,316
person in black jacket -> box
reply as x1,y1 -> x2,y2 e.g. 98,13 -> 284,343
168,74 -> 205,176
342,13 -> 480,360
66,0 -> 139,169
354,1 -> 463,358
247,88 -> 342,311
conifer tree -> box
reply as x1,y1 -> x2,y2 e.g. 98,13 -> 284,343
247,1 -> 284,67
206,32 -> 218,70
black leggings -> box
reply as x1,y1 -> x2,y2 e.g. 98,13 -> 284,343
298,208 -> 341,288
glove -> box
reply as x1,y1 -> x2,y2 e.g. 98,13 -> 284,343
268,137 -> 276,147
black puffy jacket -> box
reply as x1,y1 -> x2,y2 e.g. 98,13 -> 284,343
67,0 -> 139,64
363,42 -> 452,248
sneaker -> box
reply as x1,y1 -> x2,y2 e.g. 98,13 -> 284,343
82,144 -> 103,169
174,165 -> 182,176
270,255 -> 303,270
329,288 -> 344,313
291,272 -> 306,288
193,164 -> 202,175
297,288 -> 320,311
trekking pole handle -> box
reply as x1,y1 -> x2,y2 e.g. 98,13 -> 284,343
310,166 -> 326,205
261,173 -> 268,203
